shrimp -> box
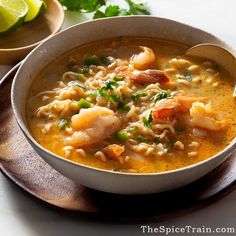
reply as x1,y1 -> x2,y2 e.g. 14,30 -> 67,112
130,69 -> 170,85
190,102 -> 227,131
67,106 -> 121,147
152,96 -> 206,123
131,46 -> 156,70
121,68 -> 172,88
103,144 -> 125,162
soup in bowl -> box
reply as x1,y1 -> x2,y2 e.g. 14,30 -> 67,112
12,16 -> 236,194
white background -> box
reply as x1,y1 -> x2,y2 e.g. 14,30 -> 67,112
1,0 -> 236,235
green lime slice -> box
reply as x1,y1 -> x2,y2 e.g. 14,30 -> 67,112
24,0 -> 46,22
0,0 -> 28,36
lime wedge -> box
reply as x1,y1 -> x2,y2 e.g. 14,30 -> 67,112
24,0 -> 46,22
0,0 -> 28,36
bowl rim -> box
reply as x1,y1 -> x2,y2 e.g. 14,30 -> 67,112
0,0 -> 64,52
11,15 -> 236,177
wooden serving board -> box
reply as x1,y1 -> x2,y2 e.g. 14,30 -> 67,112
1,68 -> 236,222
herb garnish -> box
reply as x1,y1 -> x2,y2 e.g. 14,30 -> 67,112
94,5 -> 121,19
74,83 -> 87,90
67,59 -> 90,74
143,111 -> 153,128
84,55 -> 112,66
136,135 -> 147,142
126,0 -> 150,15
153,89 -> 171,102
118,101 -> 131,111
100,55 -> 112,65
113,75 -> 124,81
94,1 -> 150,18
128,127 -> 137,134
185,72 -> 192,82
59,0 -> 150,19
104,80 -> 120,90
84,55 -> 100,66
59,0 -> 106,12
131,91 -> 147,101
99,92 -> 119,101
58,119 -> 68,129
98,80 -> 120,102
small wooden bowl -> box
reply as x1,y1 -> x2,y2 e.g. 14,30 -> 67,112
0,0 -> 64,65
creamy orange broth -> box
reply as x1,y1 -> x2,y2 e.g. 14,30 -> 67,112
26,37 -> 236,173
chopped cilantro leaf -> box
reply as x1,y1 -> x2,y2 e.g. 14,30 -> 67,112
128,127 -> 137,134
113,76 -> 124,81
105,5 -> 120,17
153,89 -> 171,102
99,87 -> 119,101
185,72 -> 192,82
84,55 -> 113,66
131,91 -> 147,101
93,0 -> 150,19
59,0 -> 106,12
80,0 -> 106,12
143,111 -> 153,128
104,80 -> 120,90
136,135 -> 147,142
93,10 -> 106,18
100,55 -> 112,65
98,80 -> 120,101
84,55 -> 101,66
125,0 -> 150,15
118,101 -> 131,111
74,83 -> 87,90
103,94 -> 119,101
60,0 -> 150,19
59,119 -> 68,129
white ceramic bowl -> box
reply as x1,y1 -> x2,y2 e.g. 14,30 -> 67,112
11,16 -> 236,194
